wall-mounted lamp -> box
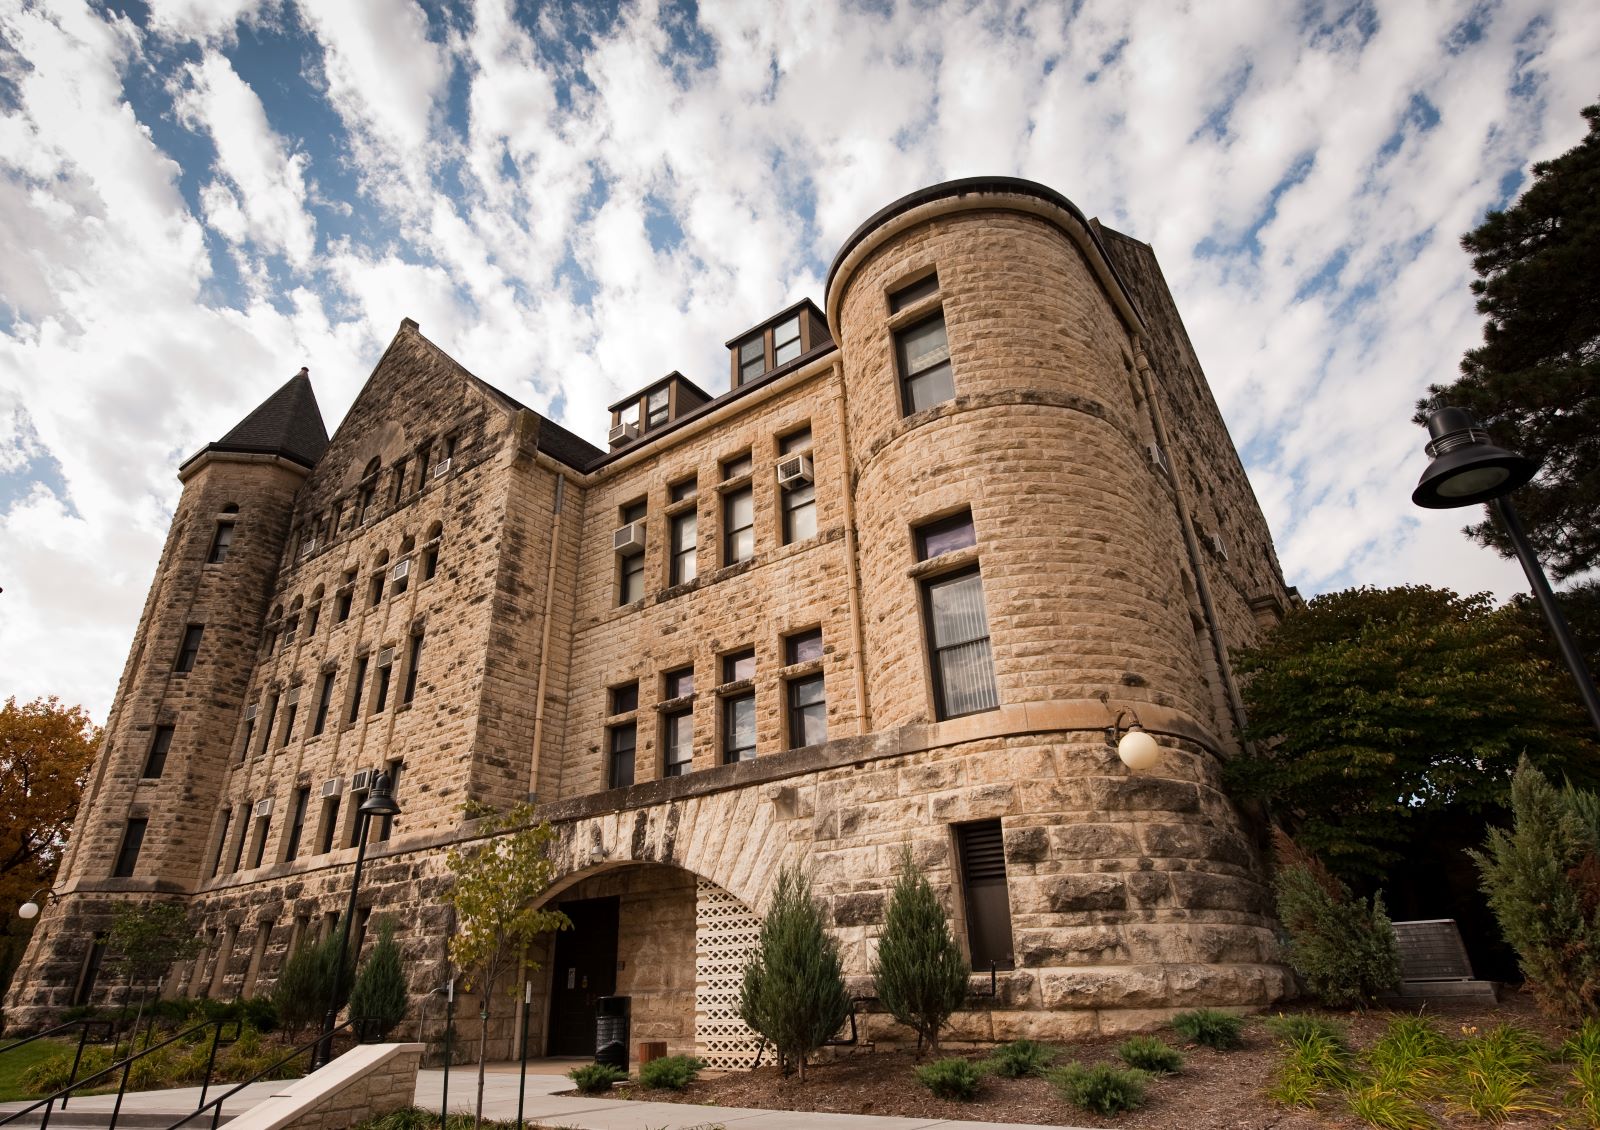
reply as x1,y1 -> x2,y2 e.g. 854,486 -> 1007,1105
1100,696 -> 1162,771
17,887 -> 61,920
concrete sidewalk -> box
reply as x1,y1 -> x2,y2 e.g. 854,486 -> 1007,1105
3,1062 -> 1090,1130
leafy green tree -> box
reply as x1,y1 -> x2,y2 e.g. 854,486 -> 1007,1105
1226,585 -> 1599,880
106,901 -> 203,1038
348,917 -> 408,1038
1472,759 -> 1600,1019
1271,831 -> 1400,1007
1417,101 -> 1600,582
273,920 -> 355,1035
445,803 -> 569,1130
871,847 -> 967,1057
738,865 -> 850,1082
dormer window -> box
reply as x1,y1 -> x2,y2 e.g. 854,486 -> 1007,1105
607,373 -> 712,449
646,387 -> 669,429
726,299 -> 831,388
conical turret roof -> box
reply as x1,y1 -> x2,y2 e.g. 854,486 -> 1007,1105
210,368 -> 329,468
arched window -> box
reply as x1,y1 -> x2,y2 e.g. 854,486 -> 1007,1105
422,522 -> 442,581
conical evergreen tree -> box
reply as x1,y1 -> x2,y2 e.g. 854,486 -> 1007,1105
348,917 -> 408,1038
872,846 -> 968,1056
738,865 -> 850,1081
272,917 -> 355,1035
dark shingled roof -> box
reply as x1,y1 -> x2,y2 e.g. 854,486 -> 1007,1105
210,369 -> 329,468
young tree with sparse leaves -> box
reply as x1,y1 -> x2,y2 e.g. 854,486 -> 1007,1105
871,846 -> 968,1057
738,865 -> 850,1082
445,804 -> 569,1130
1226,585 -> 1599,881
0,696 -> 98,995
1417,101 -> 1600,582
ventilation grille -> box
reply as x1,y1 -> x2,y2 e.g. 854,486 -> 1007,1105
694,879 -> 763,1069
958,820 -> 1007,883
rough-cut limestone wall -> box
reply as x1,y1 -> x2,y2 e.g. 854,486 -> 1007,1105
223,1042 -> 423,1130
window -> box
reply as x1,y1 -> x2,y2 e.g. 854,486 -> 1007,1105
607,723 -> 636,788
785,630 -> 826,748
662,709 -> 693,777
889,272 -> 939,312
722,693 -> 755,763
956,820 -> 1014,970
210,808 -> 232,878
619,550 -> 645,604
423,524 -> 442,580
646,386 -> 669,429
723,487 -> 753,564
665,666 -> 694,699
391,458 -> 409,505
319,797 -> 340,854
113,818 -> 147,878
347,655 -> 368,723
917,511 -> 977,559
403,631 -> 425,705
238,708 -> 256,761
248,810 -> 271,869
306,601 -> 321,637
610,682 -> 638,714
737,336 -> 764,385
772,315 -> 802,366
778,428 -> 816,544
313,670 -> 335,736
416,443 -> 432,488
722,648 -> 755,683
142,725 -> 174,778
278,691 -> 298,747
336,572 -> 356,622
392,561 -> 410,598
369,569 -> 385,606
375,760 -> 402,842
284,788 -> 309,862
896,313 -> 955,414
669,509 -> 697,584
175,625 -> 203,672
282,612 -> 299,648
259,693 -> 279,755
74,933 -> 108,1007
228,805 -> 248,872
670,477 -> 697,503
207,522 -> 235,564
923,568 -> 999,719
358,458 -> 379,522
723,452 -> 752,480
373,651 -> 393,713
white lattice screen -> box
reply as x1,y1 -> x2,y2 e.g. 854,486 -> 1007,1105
694,878 -> 763,1069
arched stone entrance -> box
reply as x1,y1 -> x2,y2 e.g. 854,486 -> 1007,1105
526,861 -> 762,1068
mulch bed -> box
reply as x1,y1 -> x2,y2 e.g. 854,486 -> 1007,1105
573,993 -> 1584,1128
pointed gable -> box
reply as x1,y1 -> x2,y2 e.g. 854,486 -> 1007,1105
209,369 -> 330,468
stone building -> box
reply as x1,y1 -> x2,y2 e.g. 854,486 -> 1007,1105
7,177 -> 1297,1058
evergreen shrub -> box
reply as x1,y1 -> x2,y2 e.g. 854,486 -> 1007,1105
871,847 -> 968,1056
1171,1008 -> 1245,1050
1272,831 -> 1401,1007
349,918 -> 408,1038
987,1038 -> 1054,1078
1050,1062 -> 1149,1115
913,1057 -> 982,1100
1117,1035 -> 1182,1074
567,1063 -> 628,1093
637,1054 -> 704,1090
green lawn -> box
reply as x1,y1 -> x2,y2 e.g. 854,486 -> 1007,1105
0,1037 -> 75,1103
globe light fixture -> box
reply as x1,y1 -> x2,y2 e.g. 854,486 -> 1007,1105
1412,406 -> 1600,737
17,888 -> 60,920
1117,726 -> 1162,771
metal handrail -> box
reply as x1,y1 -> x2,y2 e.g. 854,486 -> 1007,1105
166,1020 -> 365,1130
0,1019 -> 113,1058
0,1017 -> 238,1130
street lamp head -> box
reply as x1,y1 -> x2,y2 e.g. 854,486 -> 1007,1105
17,886 -> 59,920
359,770 -> 401,819
18,900 -> 40,920
1412,406 -> 1538,509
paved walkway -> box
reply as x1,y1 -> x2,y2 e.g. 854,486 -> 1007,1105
2,1061 -> 1090,1130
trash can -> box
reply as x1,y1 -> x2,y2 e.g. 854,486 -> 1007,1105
595,995 -> 630,1068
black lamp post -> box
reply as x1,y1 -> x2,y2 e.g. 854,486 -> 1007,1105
311,770 -> 401,1069
1413,406 -> 1600,738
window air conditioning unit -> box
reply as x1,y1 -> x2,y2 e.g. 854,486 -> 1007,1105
300,537 -> 317,559
608,421 -> 639,444
1148,443 -> 1171,476
775,453 -> 814,489
285,688 -> 300,706
350,768 -> 374,793
377,646 -> 396,667
244,705 -> 258,722
612,520 -> 646,555
1201,529 -> 1229,561
253,797 -> 274,819
320,777 -> 343,799
433,458 -> 453,478
391,559 -> 411,583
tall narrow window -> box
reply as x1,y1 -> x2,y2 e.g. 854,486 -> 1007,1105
281,612 -> 299,648
778,428 -> 816,544
422,525 -> 442,580
74,933 -> 108,1007
358,458 -> 379,522
669,509 -> 697,585
373,650 -> 393,713
248,810 -> 271,869
112,818 -> 147,878
895,312 -> 955,414
319,796 -> 341,854
284,787 -> 309,862
347,656 -> 369,723
210,808 -> 232,878
306,601 -> 322,637
662,666 -> 694,778
312,670 -> 335,736
608,723 -> 637,788
645,386 -> 669,429
403,631 -> 425,704
737,336 -> 764,385
175,625 -> 203,672
785,628 -> 827,748
278,690 -> 298,747
238,707 -> 256,761
617,500 -> 646,605
259,693 -> 279,755
207,521 -> 235,564
142,725 -> 174,779
375,761 -> 402,842
416,443 -> 432,489
722,693 -> 755,763
228,805 -> 248,872
772,315 -> 802,366
336,571 -> 356,621
391,458 -> 410,504
369,568 -> 385,606
956,820 -> 1014,970
923,569 -> 999,719
723,487 -> 753,564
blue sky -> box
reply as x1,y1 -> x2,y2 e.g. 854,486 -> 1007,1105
1,0 -> 1597,719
